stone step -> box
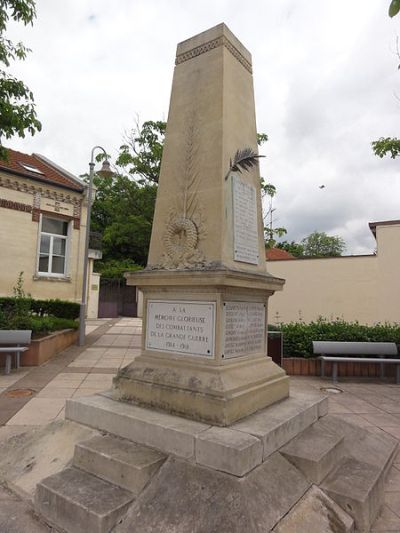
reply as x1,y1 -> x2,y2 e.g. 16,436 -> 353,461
35,467 -> 134,533
232,390 -> 328,459
65,393 -> 210,459
280,421 -> 344,483
73,434 -> 166,495
321,457 -> 384,532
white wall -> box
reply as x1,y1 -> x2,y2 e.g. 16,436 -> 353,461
267,223 -> 400,325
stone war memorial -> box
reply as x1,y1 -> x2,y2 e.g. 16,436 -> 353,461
31,24 -> 397,533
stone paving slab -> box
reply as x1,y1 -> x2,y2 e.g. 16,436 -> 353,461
0,485 -> 53,532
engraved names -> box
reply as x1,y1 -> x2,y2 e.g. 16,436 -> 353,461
223,302 -> 265,358
146,300 -> 215,357
232,176 -> 259,265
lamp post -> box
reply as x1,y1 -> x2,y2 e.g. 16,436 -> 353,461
79,146 -> 112,346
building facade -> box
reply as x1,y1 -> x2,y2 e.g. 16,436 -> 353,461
0,148 -> 97,310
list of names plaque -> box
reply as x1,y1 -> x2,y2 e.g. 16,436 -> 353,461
146,300 -> 215,357
223,302 -> 265,358
232,176 -> 259,265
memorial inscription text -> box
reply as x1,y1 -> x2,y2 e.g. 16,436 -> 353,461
223,302 -> 265,358
232,176 -> 259,265
146,300 -> 215,357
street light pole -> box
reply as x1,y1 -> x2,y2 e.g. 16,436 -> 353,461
78,146 -> 111,346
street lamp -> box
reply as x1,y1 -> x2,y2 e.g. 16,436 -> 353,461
79,146 -> 113,346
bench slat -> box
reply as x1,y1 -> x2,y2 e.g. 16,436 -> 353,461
313,341 -> 397,356
320,357 -> 400,364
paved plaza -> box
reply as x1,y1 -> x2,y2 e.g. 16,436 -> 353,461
1,319 -> 400,531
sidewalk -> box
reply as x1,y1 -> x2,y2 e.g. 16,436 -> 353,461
1,320 -> 400,531
0,318 -> 142,429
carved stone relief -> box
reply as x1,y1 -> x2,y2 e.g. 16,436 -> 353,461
156,112 -> 208,270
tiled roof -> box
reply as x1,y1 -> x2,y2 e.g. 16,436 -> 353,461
266,247 -> 295,260
0,148 -> 84,192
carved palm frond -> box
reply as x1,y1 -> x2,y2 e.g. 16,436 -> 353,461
224,148 -> 265,180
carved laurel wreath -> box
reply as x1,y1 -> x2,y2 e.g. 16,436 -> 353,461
164,216 -> 198,256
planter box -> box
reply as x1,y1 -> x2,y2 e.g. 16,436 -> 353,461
21,329 -> 78,366
283,357 -> 395,378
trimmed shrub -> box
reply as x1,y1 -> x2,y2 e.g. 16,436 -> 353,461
0,297 -> 80,320
29,316 -> 78,336
279,318 -> 400,358
30,299 -> 80,319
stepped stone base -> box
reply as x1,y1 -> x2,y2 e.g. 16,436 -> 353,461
35,467 -> 134,533
65,390 -> 327,474
74,435 -> 166,495
272,485 -> 355,533
20,391 -> 396,533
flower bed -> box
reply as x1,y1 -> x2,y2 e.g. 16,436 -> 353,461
21,328 -> 78,366
282,356 -> 396,378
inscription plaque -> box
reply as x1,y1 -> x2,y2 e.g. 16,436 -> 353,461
223,302 -> 265,358
146,300 -> 215,357
232,176 -> 259,265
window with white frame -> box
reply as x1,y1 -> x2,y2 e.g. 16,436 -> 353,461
38,217 -> 69,276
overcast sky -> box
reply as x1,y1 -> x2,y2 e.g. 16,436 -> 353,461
7,0 -> 400,254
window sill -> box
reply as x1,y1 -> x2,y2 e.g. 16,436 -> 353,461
33,275 -> 71,283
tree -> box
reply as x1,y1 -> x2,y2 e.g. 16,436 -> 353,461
90,120 -> 165,271
116,119 -> 166,184
256,134 -> 287,248
301,231 -> 345,257
262,178 -> 287,248
372,137 -> 400,159
0,0 -> 41,160
371,3 -> 400,157
276,240 -> 305,257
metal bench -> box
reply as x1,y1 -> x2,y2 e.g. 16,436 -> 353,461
312,341 -> 400,384
0,330 -> 32,375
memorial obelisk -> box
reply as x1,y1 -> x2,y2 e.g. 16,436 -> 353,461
113,23 -> 289,425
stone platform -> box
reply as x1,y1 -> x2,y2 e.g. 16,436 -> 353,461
30,390 -> 398,532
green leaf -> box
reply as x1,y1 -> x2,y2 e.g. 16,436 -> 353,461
389,0 -> 400,17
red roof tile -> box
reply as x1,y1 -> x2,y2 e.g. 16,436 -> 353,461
0,148 -> 84,192
266,248 -> 295,260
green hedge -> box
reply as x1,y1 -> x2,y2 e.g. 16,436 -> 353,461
0,297 -> 80,320
29,316 -> 78,335
31,299 -> 80,320
279,318 -> 400,358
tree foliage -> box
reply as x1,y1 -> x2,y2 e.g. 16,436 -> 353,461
89,120 -> 165,270
0,0 -> 41,159
389,0 -> 400,17
372,137 -> 400,159
301,231 -> 346,257
257,135 -> 287,248
277,231 -> 346,258
276,240 -> 305,257
116,119 -> 166,184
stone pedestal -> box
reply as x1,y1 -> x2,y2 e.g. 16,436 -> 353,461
115,270 -> 288,426
113,23 -> 289,425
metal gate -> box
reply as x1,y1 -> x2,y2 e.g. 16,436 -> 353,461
98,278 -> 137,318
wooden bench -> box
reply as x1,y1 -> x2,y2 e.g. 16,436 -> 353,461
0,330 -> 32,375
312,341 -> 400,384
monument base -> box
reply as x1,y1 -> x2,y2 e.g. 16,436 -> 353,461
114,268 -> 288,426
113,354 -> 289,426
31,389 -> 395,532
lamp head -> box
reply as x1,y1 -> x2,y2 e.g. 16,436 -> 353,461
97,159 -> 113,178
